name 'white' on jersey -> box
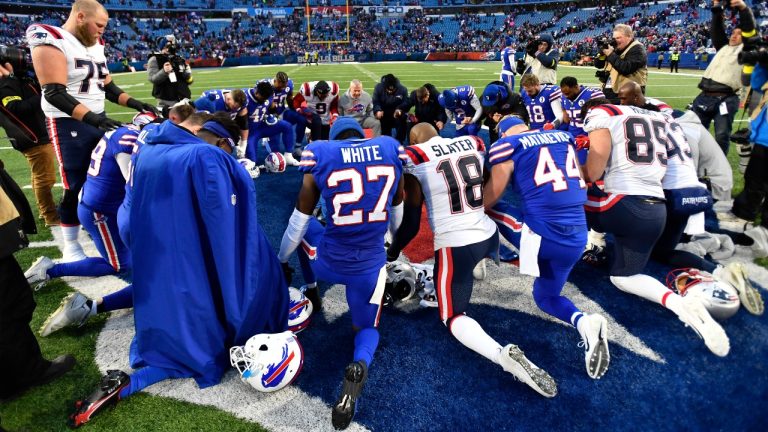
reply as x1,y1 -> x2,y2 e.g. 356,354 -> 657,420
583,104 -> 667,199
26,24 -> 108,118
404,135 -> 497,250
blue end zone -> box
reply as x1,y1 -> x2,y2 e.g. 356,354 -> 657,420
256,167 -> 768,431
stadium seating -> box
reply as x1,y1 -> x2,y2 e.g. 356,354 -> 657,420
3,0 -> 767,65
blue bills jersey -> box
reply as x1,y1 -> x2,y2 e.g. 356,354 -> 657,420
488,129 -> 586,246
242,87 -> 273,124
299,136 -> 406,273
501,47 -> 515,73
447,85 -> 479,124
521,84 -> 562,129
561,86 -> 604,137
261,77 -> 294,115
194,89 -> 239,118
82,125 -> 139,212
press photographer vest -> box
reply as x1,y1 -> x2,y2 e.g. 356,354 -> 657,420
701,44 -> 743,93
607,40 -> 647,91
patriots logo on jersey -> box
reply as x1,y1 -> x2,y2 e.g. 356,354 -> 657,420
31,30 -> 48,39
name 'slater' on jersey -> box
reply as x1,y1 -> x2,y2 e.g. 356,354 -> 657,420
404,135 -> 497,250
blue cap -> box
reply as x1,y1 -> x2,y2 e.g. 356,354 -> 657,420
481,84 -> 507,107
538,33 -> 554,46
439,89 -> 457,109
330,116 -> 365,140
498,116 -> 526,134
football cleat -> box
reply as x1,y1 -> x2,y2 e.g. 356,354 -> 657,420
68,370 -> 130,428
472,259 -> 486,280
40,292 -> 92,337
676,295 -> 730,357
581,244 -> 607,266
716,263 -> 764,315
302,284 -> 322,312
715,211 -> 754,233
25,256 -> 54,289
283,152 -> 300,167
331,360 -> 368,430
578,314 -> 610,379
498,344 -> 557,398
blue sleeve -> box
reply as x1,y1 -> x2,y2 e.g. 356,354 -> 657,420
751,63 -> 768,90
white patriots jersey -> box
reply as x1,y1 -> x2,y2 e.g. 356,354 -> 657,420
583,104 -> 667,199
300,81 -> 339,125
26,24 -> 108,118
663,118 -> 702,190
646,97 -> 674,115
403,135 -> 497,250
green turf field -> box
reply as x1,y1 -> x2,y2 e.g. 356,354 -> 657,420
0,62 -> 751,431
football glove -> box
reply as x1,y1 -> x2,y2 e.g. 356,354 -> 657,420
83,112 -> 122,132
543,122 -> 555,130
329,113 -> 339,125
575,135 -> 590,150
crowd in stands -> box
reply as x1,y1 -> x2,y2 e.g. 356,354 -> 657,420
3,0 -> 768,64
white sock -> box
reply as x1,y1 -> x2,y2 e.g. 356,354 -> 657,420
588,229 -> 606,248
61,225 -> 81,245
448,314 -> 503,364
571,312 -> 586,339
610,274 -> 683,314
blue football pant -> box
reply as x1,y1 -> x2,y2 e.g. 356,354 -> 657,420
48,204 -> 131,278
296,219 -> 384,367
246,120 -> 296,162
531,235 -> 584,324
281,109 -> 307,145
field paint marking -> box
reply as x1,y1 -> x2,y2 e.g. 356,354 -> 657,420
352,63 -> 380,82
23,182 -> 63,189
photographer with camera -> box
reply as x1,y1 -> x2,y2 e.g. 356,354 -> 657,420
0,48 -> 59,226
148,35 -> 192,113
690,0 -> 756,155
516,33 -> 559,85
719,3 -> 768,257
594,24 -> 647,103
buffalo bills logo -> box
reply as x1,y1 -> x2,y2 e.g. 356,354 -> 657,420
261,345 -> 295,388
350,103 -> 365,113
289,297 -> 310,322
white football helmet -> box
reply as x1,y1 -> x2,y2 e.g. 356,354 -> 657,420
385,261 -> 418,304
229,331 -> 304,392
288,286 -> 313,333
264,152 -> 286,173
237,158 -> 260,179
666,268 -> 740,320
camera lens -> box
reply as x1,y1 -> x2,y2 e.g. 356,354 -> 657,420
0,45 -> 27,72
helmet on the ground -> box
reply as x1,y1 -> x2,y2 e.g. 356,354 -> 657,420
264,152 -> 286,173
666,268 -> 740,320
287,287 -> 313,333
229,331 -> 304,392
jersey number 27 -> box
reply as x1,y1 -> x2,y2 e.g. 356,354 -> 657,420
327,166 -> 396,225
